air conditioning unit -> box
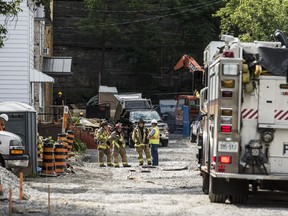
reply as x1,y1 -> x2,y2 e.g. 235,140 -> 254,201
42,48 -> 49,55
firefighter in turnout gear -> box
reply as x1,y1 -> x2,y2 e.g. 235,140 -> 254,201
108,123 -> 131,168
148,119 -> 160,166
94,120 -> 112,167
132,119 -> 152,166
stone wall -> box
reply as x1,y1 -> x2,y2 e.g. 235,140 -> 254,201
53,0 -> 195,104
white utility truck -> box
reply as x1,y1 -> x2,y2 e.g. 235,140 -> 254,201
197,30 -> 288,203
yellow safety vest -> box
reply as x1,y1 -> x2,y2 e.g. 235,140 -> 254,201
149,126 -> 160,145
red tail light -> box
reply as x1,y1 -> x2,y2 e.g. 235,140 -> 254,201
212,156 -> 217,162
222,91 -> 233,97
218,165 -> 225,172
221,125 -> 232,133
219,156 -> 231,164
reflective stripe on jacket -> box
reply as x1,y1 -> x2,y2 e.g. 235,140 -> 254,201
95,127 -> 110,144
149,126 -> 160,145
132,126 -> 149,147
109,131 -> 125,148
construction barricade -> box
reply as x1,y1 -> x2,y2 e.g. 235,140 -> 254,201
66,130 -> 74,152
58,133 -> 68,159
40,140 -> 56,177
54,143 -> 67,175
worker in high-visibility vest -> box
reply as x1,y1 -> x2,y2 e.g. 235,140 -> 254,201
108,123 -> 131,168
94,121 -> 113,167
148,119 -> 160,166
0,114 -> 8,131
132,119 -> 152,166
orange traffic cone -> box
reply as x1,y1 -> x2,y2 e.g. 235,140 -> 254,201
0,179 -> 6,200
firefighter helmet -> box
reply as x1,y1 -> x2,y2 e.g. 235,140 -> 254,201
58,91 -> 62,96
0,114 -> 8,121
115,123 -> 122,130
151,119 -> 158,124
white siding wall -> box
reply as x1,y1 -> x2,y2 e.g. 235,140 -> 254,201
0,1 -> 33,104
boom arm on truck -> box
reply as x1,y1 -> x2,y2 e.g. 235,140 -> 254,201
173,55 -> 203,131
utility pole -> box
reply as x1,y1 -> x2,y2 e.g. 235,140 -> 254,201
99,0 -> 107,89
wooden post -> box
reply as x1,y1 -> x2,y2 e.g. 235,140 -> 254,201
48,185 -> 51,215
9,187 -> 12,216
19,172 -> 23,201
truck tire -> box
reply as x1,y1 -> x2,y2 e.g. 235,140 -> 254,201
230,195 -> 248,204
202,171 -> 209,194
209,176 -> 248,204
0,155 -> 5,167
161,139 -> 168,147
189,128 -> 197,143
208,176 -> 227,203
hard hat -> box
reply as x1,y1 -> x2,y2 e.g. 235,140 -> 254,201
0,114 -> 8,121
138,119 -> 145,124
101,120 -> 108,127
115,123 -> 122,130
58,91 -> 62,95
151,119 -> 158,124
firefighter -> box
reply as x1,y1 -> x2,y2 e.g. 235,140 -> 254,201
54,91 -> 64,105
132,119 -> 152,166
108,123 -> 131,168
94,120 -> 113,167
54,91 -> 64,123
0,114 -> 8,131
148,119 -> 160,166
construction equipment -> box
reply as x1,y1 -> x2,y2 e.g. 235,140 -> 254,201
174,55 -> 203,130
196,31 -> 288,204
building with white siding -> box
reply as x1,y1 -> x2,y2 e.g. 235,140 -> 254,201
0,0 -> 54,112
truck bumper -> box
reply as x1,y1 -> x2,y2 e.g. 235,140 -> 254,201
208,170 -> 288,181
3,155 -> 29,169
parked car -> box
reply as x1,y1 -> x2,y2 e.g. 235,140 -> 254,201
119,109 -> 169,148
0,131 -> 29,169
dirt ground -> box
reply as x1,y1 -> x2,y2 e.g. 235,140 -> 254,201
1,133 -> 288,216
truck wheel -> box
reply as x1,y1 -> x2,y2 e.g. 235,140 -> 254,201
209,193 -> 226,203
202,171 -> 209,194
189,128 -> 197,143
0,155 -> 5,167
209,176 -> 227,203
161,140 -> 168,147
230,195 -> 248,204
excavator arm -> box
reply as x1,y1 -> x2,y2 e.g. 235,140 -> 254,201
174,54 -> 203,72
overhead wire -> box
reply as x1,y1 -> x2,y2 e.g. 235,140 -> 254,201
96,0 -> 222,27
55,0 -> 221,14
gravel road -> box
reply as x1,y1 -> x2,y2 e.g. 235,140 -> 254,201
1,133 -> 288,216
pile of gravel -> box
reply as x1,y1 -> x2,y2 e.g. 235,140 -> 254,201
0,167 -> 33,200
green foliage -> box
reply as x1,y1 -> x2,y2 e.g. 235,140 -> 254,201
79,0 -> 222,76
72,138 -> 87,154
0,0 -> 21,47
215,0 -> 288,41
0,0 -> 50,47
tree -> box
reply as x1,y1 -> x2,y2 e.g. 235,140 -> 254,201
78,0 -> 222,94
0,0 -> 21,47
0,0 -> 49,47
215,0 -> 288,41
